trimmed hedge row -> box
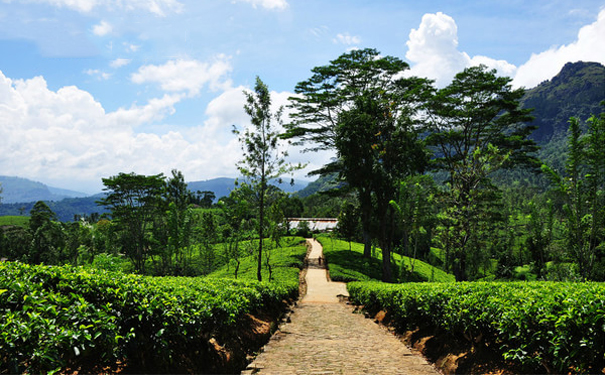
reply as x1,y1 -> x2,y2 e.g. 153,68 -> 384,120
0,262 -> 297,373
348,281 -> 605,373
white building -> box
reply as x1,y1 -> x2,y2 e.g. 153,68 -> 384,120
287,218 -> 338,232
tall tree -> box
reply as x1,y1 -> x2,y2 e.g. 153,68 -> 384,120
233,76 -> 303,281
285,48 -> 431,281
161,169 -> 195,274
426,65 -> 537,280
28,201 -> 63,264
542,110 -> 605,280
97,173 -> 165,273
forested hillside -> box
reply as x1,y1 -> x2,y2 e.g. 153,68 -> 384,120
0,176 -> 88,204
523,61 -> 604,143
522,61 -> 605,176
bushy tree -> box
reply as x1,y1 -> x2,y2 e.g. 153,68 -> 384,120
286,48 -> 432,281
97,173 -> 165,273
28,201 -> 64,264
426,65 -> 537,280
336,202 -> 358,250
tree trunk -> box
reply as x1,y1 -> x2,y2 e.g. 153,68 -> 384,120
257,188 -> 264,282
360,190 -> 373,258
381,246 -> 392,282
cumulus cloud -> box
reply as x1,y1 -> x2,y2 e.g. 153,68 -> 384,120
333,33 -> 361,46
513,9 -> 605,88
0,68 -> 321,193
131,56 -> 232,96
92,20 -> 112,36
405,12 -> 516,87
11,0 -> 184,16
231,0 -> 288,11
0,70 -> 198,192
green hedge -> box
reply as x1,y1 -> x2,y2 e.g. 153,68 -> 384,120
348,281 -> 605,373
0,262 -> 297,373
318,236 -> 454,283
207,237 -> 307,284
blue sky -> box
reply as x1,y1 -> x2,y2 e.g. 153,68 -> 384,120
0,0 -> 604,193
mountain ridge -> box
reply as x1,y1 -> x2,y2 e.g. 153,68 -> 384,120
522,60 -> 605,142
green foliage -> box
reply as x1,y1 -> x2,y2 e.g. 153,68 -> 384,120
348,280 -> 605,373
0,261 -> 296,374
542,111 -> 605,280
90,253 -> 129,273
336,202 -> 359,248
234,77 -> 304,281
286,48 -> 432,281
317,236 -> 454,283
208,237 -> 307,288
0,215 -> 29,228
293,220 -> 312,238
97,172 -> 166,273
427,65 -> 538,281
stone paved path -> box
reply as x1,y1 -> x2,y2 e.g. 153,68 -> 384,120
243,239 -> 438,375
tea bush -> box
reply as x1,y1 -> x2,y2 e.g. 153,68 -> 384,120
348,281 -> 605,373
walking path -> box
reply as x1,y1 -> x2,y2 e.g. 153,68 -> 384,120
243,238 -> 438,375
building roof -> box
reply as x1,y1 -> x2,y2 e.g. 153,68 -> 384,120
288,218 -> 338,232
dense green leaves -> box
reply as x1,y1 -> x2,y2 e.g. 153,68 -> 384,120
97,172 -> 166,273
542,110 -> 605,280
426,65 -> 538,280
286,48 -> 432,280
0,261 -> 297,373
348,281 -> 605,373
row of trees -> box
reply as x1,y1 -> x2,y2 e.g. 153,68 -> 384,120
0,168 -> 307,276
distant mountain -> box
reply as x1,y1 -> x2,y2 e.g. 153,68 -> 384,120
522,61 -> 605,143
519,61 -> 605,175
0,176 -> 89,204
0,196 -> 107,222
0,176 -> 309,222
294,173 -> 345,198
187,177 -> 309,201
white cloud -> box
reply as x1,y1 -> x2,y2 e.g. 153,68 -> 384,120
513,9 -> 605,88
92,20 -> 112,36
0,69 -> 197,192
123,43 -> 141,53
11,0 -> 184,16
333,33 -> 361,46
0,67 -> 325,193
405,12 -> 517,87
131,56 -> 233,95
309,26 -> 330,39
231,0 -> 288,11
85,69 -> 111,80
110,58 -> 131,68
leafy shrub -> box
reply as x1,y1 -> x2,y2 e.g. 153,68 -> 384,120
348,281 -> 605,373
0,261 -> 297,373
318,236 -> 454,282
